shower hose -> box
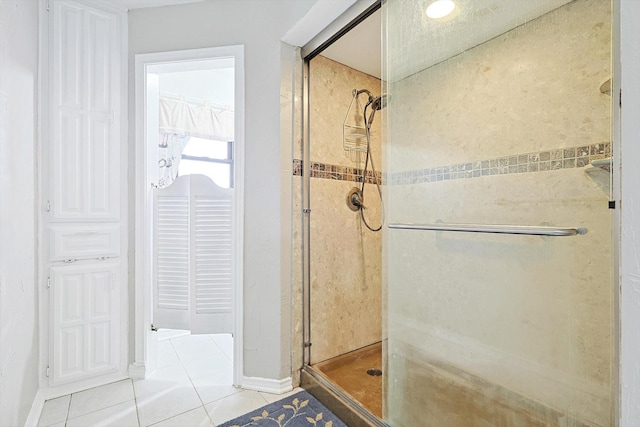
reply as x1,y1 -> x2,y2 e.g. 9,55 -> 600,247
361,105 -> 384,232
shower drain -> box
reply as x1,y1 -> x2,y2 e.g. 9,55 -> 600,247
367,368 -> 383,377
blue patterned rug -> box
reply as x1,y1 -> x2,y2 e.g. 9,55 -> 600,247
219,391 -> 347,427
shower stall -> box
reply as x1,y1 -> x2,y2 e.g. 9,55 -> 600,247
298,0 -> 615,425
299,51 -> 385,423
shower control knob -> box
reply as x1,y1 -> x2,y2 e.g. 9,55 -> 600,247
347,187 -> 365,211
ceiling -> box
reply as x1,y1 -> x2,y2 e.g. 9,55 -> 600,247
320,0 -> 573,81
321,8 -> 382,79
109,0 -> 203,10
113,0 -> 572,81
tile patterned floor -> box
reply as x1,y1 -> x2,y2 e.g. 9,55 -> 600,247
37,333 -> 302,427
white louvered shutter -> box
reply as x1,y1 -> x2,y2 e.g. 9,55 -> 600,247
153,175 -> 234,334
190,175 -> 234,334
153,176 -> 190,330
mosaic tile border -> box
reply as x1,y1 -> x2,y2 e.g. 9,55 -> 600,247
292,159 -> 383,184
293,142 -> 610,186
389,142 -> 611,185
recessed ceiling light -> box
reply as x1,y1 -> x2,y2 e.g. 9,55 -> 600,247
426,0 -> 457,19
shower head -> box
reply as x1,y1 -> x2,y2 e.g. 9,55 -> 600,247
367,94 -> 388,126
371,94 -> 388,111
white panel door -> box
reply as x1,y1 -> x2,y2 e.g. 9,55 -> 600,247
190,175 -> 233,334
153,176 -> 190,330
44,0 -> 126,389
50,263 -> 120,386
49,224 -> 120,262
51,0 -> 120,221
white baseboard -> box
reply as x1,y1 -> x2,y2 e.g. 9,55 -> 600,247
128,362 -> 146,379
24,389 -> 46,427
39,372 -> 129,402
242,376 -> 293,394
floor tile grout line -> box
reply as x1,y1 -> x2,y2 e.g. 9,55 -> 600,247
208,334 -> 233,359
64,393 -> 71,426
134,375 -> 202,427
210,334 -> 228,357
197,386 -> 245,406
185,349 -> 229,426
168,337 -> 181,366
65,399 -> 139,425
64,380 -> 137,423
133,393 -> 142,427
145,404 -> 210,427
66,377 -> 131,395
204,402 -> 215,426
173,334 -> 233,383
163,334 -> 225,426
50,335 -> 235,427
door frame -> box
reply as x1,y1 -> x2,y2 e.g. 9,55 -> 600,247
131,46 -> 245,386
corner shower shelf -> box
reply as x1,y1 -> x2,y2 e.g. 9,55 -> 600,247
589,157 -> 612,171
343,92 -> 368,154
590,157 -> 611,167
343,124 -> 367,142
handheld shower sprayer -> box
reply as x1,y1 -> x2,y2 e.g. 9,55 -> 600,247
346,89 -> 388,232
366,94 -> 388,127
371,94 -> 387,110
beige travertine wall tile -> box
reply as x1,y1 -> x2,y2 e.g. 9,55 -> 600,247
387,0 -> 611,172
310,55 -> 384,171
308,55 -> 383,364
309,178 -> 382,364
385,0 -> 612,425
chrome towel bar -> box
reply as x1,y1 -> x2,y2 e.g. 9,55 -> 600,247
387,222 -> 586,237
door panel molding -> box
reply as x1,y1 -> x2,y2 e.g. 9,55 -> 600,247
49,262 -> 120,386
39,0 -> 128,392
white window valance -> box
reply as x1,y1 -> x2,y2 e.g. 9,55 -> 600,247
159,96 -> 234,141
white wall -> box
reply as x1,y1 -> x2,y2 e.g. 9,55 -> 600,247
0,0 -> 40,425
128,0 -> 315,380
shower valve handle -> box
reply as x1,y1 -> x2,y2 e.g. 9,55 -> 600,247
352,193 -> 366,210
346,187 -> 367,212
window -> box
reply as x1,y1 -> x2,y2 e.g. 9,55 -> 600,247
178,137 -> 233,188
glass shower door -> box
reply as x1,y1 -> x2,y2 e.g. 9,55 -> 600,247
383,0 -> 613,426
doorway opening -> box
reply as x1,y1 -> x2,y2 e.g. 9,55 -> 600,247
133,46 -> 245,387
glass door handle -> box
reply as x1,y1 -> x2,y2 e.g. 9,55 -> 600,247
387,222 -> 586,237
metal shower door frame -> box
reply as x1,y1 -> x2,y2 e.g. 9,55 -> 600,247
299,2 -> 387,427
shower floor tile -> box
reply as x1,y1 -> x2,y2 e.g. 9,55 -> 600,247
313,342 -> 382,418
